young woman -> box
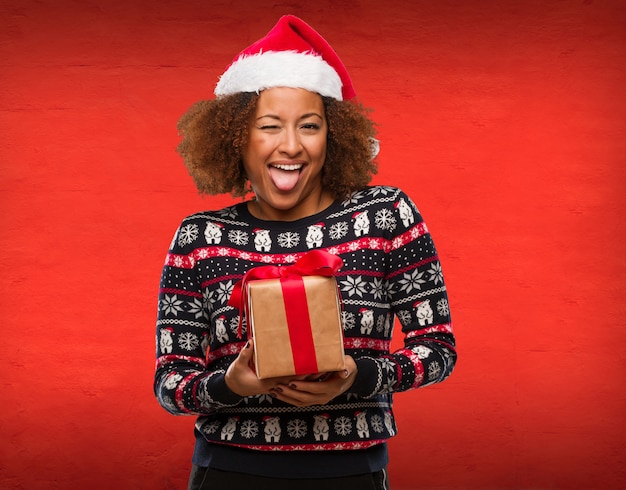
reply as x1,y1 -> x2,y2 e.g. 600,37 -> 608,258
154,15 -> 456,490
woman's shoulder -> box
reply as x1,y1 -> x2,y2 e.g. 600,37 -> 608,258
167,203 -> 249,252
345,185 -> 413,206
345,186 -> 422,222
178,202 -> 247,227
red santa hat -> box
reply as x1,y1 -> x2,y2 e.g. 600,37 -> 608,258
214,15 -> 355,101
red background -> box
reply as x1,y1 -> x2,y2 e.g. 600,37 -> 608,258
1,1 -> 625,489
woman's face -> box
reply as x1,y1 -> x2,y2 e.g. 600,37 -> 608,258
243,87 -> 329,221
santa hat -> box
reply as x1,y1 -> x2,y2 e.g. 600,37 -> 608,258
215,15 -> 355,101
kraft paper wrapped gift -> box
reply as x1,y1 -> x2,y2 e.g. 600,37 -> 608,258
228,250 -> 346,379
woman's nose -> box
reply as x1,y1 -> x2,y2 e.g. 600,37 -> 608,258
278,128 -> 302,156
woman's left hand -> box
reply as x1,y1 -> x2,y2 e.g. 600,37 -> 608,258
270,355 -> 358,407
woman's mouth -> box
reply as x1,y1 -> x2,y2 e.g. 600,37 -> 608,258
272,163 -> 303,171
268,163 -> 304,191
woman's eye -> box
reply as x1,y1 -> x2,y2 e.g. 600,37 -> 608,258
258,125 -> 280,131
301,123 -> 320,131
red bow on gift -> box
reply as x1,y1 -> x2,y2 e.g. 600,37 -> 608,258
228,250 -> 343,340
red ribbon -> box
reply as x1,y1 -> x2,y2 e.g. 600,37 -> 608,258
228,250 -> 343,373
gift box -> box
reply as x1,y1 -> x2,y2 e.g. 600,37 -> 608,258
229,250 -> 345,379
248,274 -> 345,379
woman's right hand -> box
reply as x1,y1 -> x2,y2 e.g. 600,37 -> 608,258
224,339 -> 283,397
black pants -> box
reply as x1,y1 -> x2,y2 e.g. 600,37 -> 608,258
188,465 -> 390,490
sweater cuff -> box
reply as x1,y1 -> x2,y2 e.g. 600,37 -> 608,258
350,357 -> 380,398
204,372 -> 245,407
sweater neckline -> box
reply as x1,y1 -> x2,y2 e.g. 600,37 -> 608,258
236,199 -> 343,229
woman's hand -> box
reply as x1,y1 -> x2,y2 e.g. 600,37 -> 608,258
224,339 -> 284,397
269,355 -> 358,407
225,342 -> 358,405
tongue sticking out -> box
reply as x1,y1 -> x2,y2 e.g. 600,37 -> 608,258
269,166 -> 301,192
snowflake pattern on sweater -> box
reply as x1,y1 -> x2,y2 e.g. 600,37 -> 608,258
154,186 -> 456,451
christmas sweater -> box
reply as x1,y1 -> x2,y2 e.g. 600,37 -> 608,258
154,186 -> 456,452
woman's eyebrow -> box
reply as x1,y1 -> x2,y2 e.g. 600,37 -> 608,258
300,112 -> 323,120
255,113 -> 323,121
255,114 -> 280,121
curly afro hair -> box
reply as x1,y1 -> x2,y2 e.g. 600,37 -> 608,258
176,92 -> 378,200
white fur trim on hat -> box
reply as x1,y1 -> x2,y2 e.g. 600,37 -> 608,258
214,50 -> 343,100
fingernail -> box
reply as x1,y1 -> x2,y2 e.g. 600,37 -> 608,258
289,384 -> 297,389
273,387 -> 283,393
344,370 -> 349,377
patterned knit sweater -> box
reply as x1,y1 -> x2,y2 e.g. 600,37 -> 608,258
154,186 -> 456,452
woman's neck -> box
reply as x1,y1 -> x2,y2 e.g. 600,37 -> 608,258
248,190 -> 334,222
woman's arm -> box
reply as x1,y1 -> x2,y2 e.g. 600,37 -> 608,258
153,221 -> 245,416
350,190 -> 457,398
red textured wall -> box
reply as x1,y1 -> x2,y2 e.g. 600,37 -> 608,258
1,1 -> 625,489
